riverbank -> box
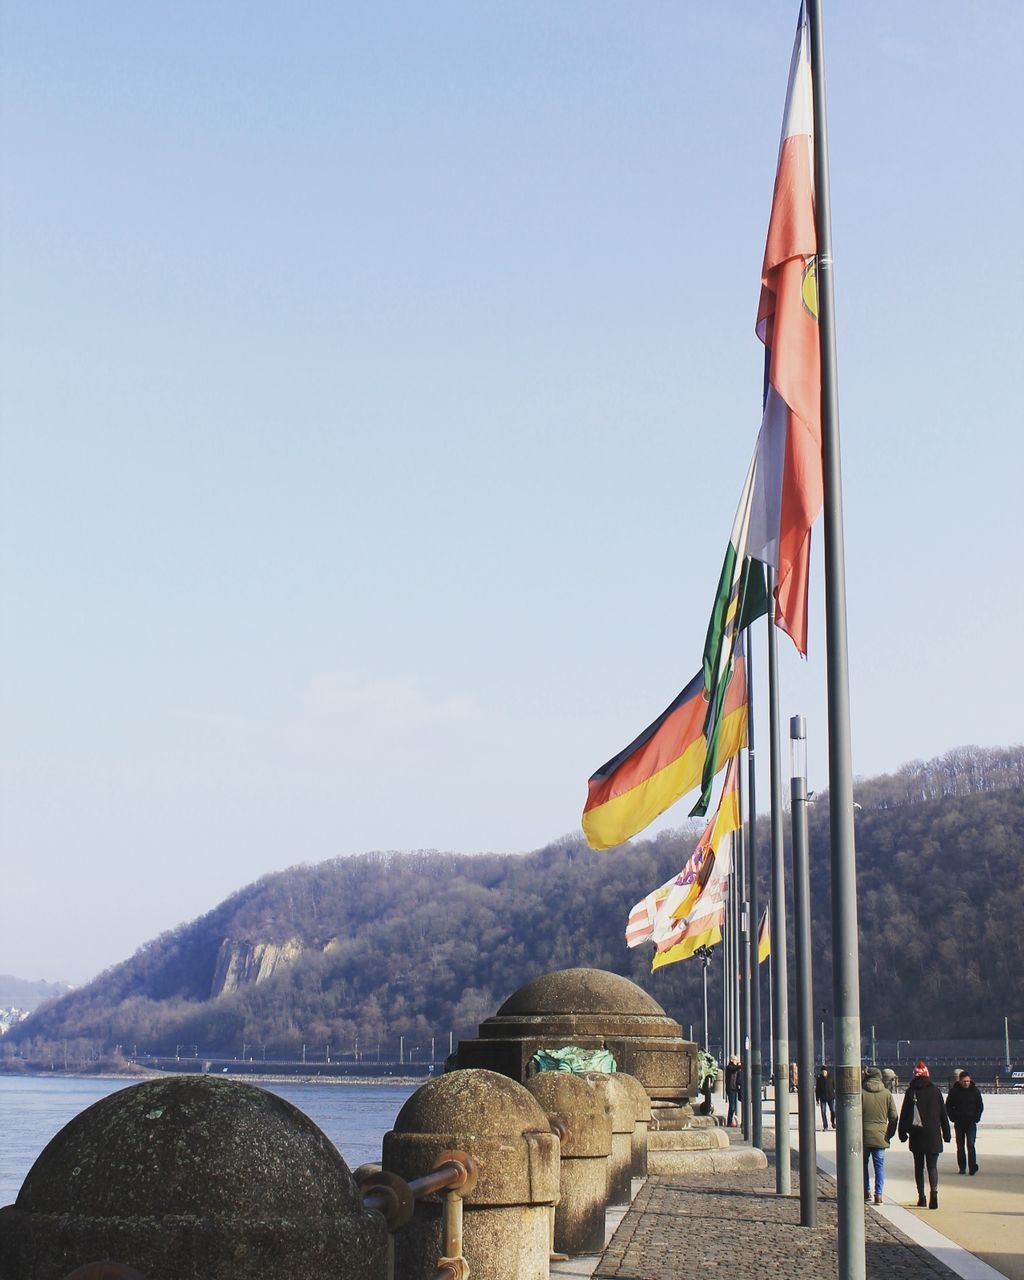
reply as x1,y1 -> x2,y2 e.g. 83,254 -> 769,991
0,1064 -> 427,1086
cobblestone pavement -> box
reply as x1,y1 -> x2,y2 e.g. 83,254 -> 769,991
595,1145 -> 961,1280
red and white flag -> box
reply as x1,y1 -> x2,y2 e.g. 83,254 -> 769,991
749,1 -> 823,656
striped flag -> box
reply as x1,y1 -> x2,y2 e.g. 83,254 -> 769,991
625,759 -> 740,966
651,831 -> 732,969
748,0 -> 823,656
583,648 -> 748,851
757,905 -> 771,964
663,755 -> 741,931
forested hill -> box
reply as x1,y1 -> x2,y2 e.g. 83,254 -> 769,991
8,746 -> 1022,1061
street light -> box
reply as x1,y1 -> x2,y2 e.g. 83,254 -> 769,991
694,944 -> 714,1052
897,1039 -> 911,1063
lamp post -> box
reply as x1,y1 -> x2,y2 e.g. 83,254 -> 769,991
897,1040 -> 910,1063
790,715 -> 817,1226
695,944 -> 714,1053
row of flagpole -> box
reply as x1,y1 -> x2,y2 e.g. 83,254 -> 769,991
582,2 -> 864,1274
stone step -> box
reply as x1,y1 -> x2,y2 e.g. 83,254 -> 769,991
652,1113 -> 718,1130
648,1145 -> 768,1175
647,1127 -> 729,1152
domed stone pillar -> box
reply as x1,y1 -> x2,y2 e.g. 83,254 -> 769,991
0,1076 -> 388,1280
454,967 -> 698,1103
525,1072 -> 612,1256
382,1069 -> 559,1280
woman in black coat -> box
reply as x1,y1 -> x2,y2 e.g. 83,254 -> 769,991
898,1060 -> 951,1209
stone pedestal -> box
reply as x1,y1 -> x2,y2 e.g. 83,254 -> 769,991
382,1070 -> 559,1280
455,968 -> 698,1103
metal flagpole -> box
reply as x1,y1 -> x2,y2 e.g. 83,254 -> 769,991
722,916 -> 730,1063
790,714 -> 817,1227
746,626 -> 763,1148
767,933 -> 774,1078
767,568 -> 792,1193
737,781 -> 752,1141
807,1 -> 864,1274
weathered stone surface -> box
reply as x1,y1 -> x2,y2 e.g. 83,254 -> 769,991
583,1074 -> 634,1207
646,1146 -> 768,1175
455,968 -> 698,1102
610,1074 -> 651,1177
647,1128 -> 729,1152
525,1073 -> 612,1160
384,1069 -> 559,1206
525,1073 -> 612,1256
0,1076 -> 387,1280
383,1070 -> 559,1280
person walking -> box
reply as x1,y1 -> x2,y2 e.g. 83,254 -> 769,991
815,1066 -> 836,1130
898,1060 -> 951,1209
881,1067 -> 897,1094
862,1066 -> 898,1204
724,1055 -> 741,1127
946,1069 -> 984,1175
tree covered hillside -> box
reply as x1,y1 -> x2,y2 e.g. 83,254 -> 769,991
7,746 -> 1022,1062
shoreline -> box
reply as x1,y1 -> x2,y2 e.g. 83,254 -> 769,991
0,1067 -> 426,1087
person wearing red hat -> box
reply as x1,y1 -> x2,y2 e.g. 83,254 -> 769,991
898,1061 -> 951,1209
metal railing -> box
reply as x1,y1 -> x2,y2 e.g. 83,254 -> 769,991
358,1151 -> 479,1280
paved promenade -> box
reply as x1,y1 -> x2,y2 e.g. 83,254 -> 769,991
554,1092 -> 1023,1280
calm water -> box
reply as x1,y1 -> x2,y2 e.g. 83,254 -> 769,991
0,1075 -> 416,1206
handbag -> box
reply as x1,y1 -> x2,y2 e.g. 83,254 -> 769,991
911,1098 -> 924,1128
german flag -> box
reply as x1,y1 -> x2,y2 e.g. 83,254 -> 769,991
582,650 -> 747,852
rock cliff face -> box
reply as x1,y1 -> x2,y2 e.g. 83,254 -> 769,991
211,939 -> 304,997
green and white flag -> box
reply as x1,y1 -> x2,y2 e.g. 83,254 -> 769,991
691,453 -> 769,816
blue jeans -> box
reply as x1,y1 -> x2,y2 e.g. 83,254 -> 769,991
819,1100 -> 835,1128
727,1089 -> 739,1124
864,1147 -> 885,1197
954,1121 -> 978,1172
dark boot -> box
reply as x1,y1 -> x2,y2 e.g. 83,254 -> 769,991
929,1190 -> 938,1210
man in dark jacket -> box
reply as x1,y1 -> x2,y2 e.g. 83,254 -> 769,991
946,1070 -> 984,1175
724,1055 -> 741,1127
899,1060 -> 951,1209
815,1067 -> 836,1130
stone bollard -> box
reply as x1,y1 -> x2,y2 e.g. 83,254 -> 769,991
525,1072 -> 613,1256
611,1073 -> 651,1178
0,1076 -> 388,1280
583,1073 -> 635,1206
382,1068 -> 559,1280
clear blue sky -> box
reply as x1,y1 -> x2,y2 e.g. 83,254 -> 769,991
2,2 -> 1021,984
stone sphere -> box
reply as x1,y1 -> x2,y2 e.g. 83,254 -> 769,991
0,1075 -> 387,1280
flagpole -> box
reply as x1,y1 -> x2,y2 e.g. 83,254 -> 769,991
737,775 -> 752,1142
767,568 -> 792,1194
806,1 -> 864,1275
746,625 -> 763,1148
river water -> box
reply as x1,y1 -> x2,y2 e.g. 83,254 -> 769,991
0,1075 -> 416,1206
